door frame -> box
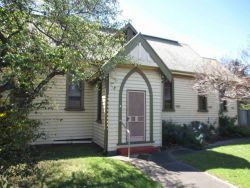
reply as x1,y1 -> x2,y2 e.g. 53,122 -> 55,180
126,90 -> 146,142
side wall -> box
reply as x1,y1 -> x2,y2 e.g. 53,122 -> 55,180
93,81 -> 106,148
30,75 -> 97,144
108,67 -> 162,151
161,77 -> 238,126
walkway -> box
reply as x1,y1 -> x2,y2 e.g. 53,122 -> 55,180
111,150 -> 236,188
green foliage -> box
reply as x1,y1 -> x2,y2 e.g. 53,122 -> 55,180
1,145 -> 161,188
0,109 -> 41,167
236,126 -> 250,137
0,1 -> 125,185
0,0 -> 125,112
219,115 -> 237,137
219,115 -> 250,138
162,120 -> 217,149
0,108 -> 43,188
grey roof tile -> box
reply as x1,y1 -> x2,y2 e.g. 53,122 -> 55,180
144,35 -> 208,73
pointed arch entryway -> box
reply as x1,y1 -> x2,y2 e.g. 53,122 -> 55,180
118,67 -> 153,145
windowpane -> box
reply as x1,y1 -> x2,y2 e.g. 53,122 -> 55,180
66,73 -> 83,110
221,100 -> 227,111
69,85 -> 81,96
163,80 -> 173,110
68,96 -> 81,109
198,95 -> 207,111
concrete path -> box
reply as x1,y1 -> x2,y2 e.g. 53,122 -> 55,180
111,151 -> 237,188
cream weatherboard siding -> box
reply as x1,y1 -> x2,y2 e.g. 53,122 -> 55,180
129,42 -> 158,67
108,67 -> 162,151
30,75 -> 97,144
162,77 -> 238,126
224,99 -> 238,118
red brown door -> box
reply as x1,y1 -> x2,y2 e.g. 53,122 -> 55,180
127,90 -> 145,142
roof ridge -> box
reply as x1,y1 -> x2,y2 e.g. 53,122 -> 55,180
142,34 -> 179,44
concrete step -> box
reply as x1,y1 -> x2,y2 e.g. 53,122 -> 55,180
117,146 -> 159,155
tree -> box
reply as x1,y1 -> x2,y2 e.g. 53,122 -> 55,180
0,0 -> 125,167
194,51 -> 250,107
0,0 -> 125,114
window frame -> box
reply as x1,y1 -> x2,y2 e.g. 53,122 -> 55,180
65,74 -> 85,111
198,94 -> 208,112
220,100 -> 228,112
162,79 -> 175,112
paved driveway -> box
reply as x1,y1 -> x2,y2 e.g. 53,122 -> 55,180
112,150 -> 237,188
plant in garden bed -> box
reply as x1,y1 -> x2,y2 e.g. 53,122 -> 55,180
219,114 -> 250,138
162,120 -> 218,149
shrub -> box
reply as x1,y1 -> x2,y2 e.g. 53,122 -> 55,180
189,121 -> 218,143
219,115 -> 250,138
162,121 -> 182,146
218,115 -> 238,137
0,110 -> 43,187
236,126 -> 250,137
0,109 -> 43,185
162,120 -> 217,149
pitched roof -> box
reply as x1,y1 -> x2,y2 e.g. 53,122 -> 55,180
104,23 -> 220,76
143,35 -> 207,73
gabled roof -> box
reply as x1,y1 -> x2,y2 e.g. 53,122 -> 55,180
124,33 -> 172,81
144,35 -> 206,74
123,23 -> 138,35
104,23 -> 219,78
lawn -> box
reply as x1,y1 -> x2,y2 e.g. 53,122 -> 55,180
178,138 -> 250,188
6,144 -> 161,188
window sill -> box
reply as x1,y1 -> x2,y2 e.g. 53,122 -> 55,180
162,109 -> 175,112
64,107 -> 85,111
198,109 -> 208,112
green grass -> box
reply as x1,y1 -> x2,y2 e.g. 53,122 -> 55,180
178,138 -> 250,188
7,144 -> 161,188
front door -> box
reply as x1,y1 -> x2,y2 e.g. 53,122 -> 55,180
127,90 -> 145,142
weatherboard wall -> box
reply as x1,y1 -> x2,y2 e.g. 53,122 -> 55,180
107,67 -> 162,151
30,75 -> 97,144
93,81 -> 106,148
161,77 -> 238,126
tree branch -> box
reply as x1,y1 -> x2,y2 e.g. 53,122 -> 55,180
31,22 -> 61,45
0,31 -> 8,43
32,70 -> 65,97
0,80 -> 15,94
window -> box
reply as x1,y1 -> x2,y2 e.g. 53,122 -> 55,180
65,73 -> 84,110
198,95 -> 208,112
163,80 -> 174,111
97,83 -> 102,123
221,100 -> 228,112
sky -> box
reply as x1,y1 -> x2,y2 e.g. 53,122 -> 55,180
118,0 -> 250,59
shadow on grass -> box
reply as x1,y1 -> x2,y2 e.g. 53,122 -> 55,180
178,150 -> 250,171
34,158 -> 161,188
34,143 -> 103,161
